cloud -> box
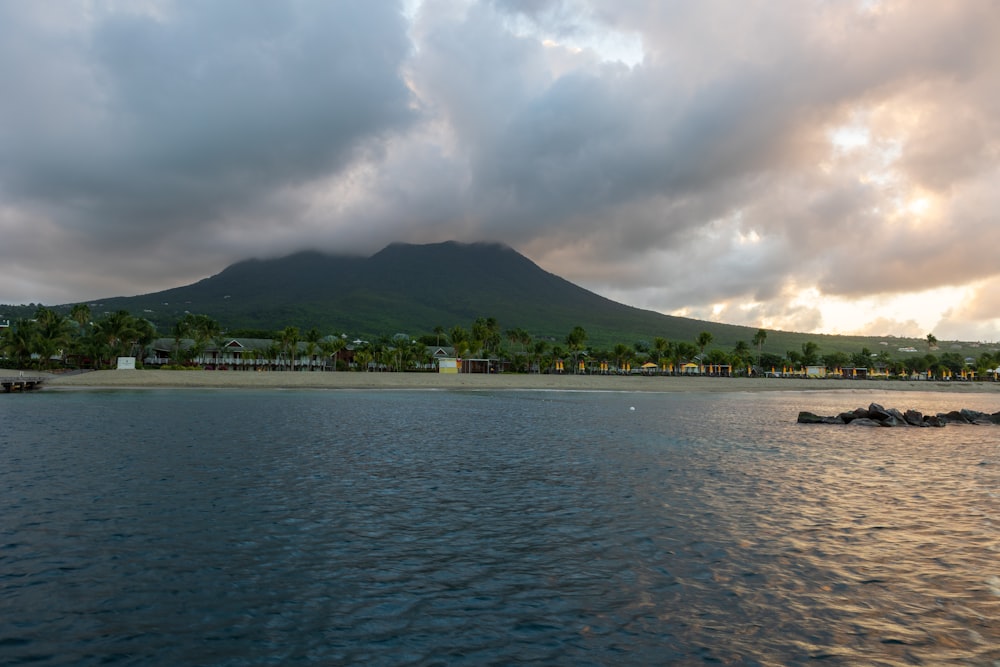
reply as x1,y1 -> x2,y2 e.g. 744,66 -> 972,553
1,0 -> 999,341
0,1 -> 414,278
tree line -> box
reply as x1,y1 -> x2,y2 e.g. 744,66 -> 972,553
2,306 -> 989,379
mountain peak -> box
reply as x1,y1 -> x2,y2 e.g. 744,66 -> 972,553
82,239 -> 756,347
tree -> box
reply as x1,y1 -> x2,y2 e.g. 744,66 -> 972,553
674,341 -> 698,373
505,327 -> 530,355
800,341 -> 819,366
926,333 -> 938,351
612,343 -> 631,373
353,346 -> 373,372
303,327 -> 322,370
92,311 -> 144,367
706,348 -> 730,374
822,351 -> 850,370
850,347 -> 873,369
939,352 -> 965,376
565,325 -> 588,373
530,339 -> 548,374
131,318 -> 157,362
696,331 -> 713,357
69,303 -> 92,336
732,340 -> 751,370
320,336 -> 346,371
653,337 -> 672,371
2,318 -> 37,368
170,318 -> 192,365
752,329 -> 767,366
33,307 -> 73,369
279,326 -> 300,370
450,326 -> 469,361
165,313 -> 220,365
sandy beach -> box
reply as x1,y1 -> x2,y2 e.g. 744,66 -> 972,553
6,367 -> 998,393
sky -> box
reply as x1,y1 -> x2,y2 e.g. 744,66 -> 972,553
2,0 -> 999,341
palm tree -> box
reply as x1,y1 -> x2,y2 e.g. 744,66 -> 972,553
752,329 -> 767,367
265,342 -> 282,370
92,311 -> 142,366
696,331 -> 713,357
653,337 -> 671,372
565,325 -> 587,373
303,327 -> 322,371
353,347 -> 373,372
530,339 -> 548,374
674,341 -> 698,374
732,340 -> 751,372
69,303 -> 92,338
33,307 -> 73,369
3,318 -> 37,369
279,326 -> 300,370
320,336 -> 346,371
169,319 -> 191,365
133,318 -> 157,363
926,333 -> 938,351
450,326 -> 469,366
184,314 -> 221,365
800,341 -> 819,366
613,343 -> 630,373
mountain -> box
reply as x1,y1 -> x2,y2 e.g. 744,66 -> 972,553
17,241 -> 926,352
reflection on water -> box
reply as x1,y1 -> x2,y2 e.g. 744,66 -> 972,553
1,388 -> 998,665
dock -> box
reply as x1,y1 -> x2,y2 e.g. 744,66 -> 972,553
1,375 -> 46,392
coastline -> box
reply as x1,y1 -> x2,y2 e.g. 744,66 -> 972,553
14,368 -> 1000,393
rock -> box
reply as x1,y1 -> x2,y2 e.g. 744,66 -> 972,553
903,409 -> 926,426
940,410 -> 968,423
960,408 -> 991,424
885,407 -> 907,425
868,402 -> 889,420
838,411 -> 861,423
797,404 -> 1000,427
864,403 -> 906,426
797,411 -> 827,424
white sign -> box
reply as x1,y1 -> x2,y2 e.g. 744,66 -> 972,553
117,357 -> 136,370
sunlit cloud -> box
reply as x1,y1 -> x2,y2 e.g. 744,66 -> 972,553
0,0 -> 998,342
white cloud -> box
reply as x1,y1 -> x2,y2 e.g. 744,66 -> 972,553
1,0 -> 999,341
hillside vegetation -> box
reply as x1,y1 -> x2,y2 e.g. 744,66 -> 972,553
0,241 -> 962,358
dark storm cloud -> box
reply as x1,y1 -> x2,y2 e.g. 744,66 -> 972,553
3,0 -> 1000,339
0,0 -> 414,246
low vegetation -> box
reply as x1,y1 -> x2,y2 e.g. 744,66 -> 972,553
3,307 -> 997,381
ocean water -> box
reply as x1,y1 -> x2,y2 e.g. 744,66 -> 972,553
1,387 -> 998,666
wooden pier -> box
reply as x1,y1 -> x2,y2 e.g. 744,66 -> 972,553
1,376 -> 46,392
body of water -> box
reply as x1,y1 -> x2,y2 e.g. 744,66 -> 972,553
2,388 -> 998,665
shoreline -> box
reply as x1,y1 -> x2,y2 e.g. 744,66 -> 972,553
14,368 -> 1000,394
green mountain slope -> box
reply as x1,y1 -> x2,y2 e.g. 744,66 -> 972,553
6,241 -> 933,354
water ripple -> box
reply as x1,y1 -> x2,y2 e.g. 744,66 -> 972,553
1,389 -> 998,665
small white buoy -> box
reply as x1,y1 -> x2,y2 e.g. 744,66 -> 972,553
629,406 -> 636,411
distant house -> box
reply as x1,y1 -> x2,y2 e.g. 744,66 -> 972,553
144,337 -> 335,370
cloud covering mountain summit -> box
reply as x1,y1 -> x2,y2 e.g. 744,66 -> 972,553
1,0 -> 998,341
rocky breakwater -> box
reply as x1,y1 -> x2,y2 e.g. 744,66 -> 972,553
798,402 -> 1000,427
